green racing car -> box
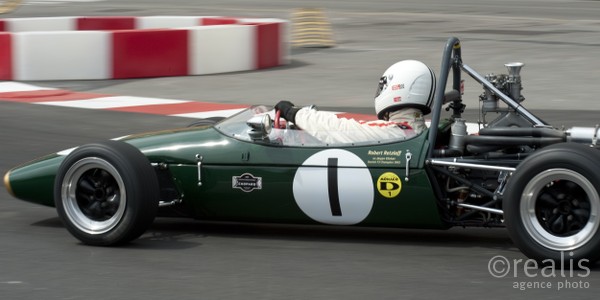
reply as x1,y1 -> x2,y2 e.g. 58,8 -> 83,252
5,37 -> 600,265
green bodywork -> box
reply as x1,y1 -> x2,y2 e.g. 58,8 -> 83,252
5,116 -> 447,229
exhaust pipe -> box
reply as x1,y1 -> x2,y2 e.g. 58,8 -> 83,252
567,126 -> 600,145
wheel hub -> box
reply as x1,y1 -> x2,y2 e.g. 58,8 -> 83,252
521,168 -> 599,251
62,157 -> 127,235
536,180 -> 589,237
94,188 -> 106,201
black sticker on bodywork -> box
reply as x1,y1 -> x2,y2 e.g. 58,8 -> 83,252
232,173 -> 263,192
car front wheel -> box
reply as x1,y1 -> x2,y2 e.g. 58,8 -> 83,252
54,140 -> 159,246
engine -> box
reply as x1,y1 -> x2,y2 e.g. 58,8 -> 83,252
430,61 -> 600,227
441,62 -> 600,157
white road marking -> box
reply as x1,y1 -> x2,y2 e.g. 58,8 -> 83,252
172,108 -> 246,119
35,96 -> 189,109
0,82 -> 55,93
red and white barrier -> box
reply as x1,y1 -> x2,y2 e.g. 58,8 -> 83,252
0,16 -> 289,80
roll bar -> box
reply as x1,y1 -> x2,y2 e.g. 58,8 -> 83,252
426,37 -> 547,158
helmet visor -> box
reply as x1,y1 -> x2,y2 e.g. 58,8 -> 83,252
374,76 -> 387,98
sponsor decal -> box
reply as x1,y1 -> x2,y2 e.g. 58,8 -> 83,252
367,149 -> 402,166
392,83 -> 404,90
232,173 -> 262,192
393,96 -> 402,102
377,172 -> 402,198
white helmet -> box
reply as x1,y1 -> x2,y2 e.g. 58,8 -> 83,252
374,60 -> 436,119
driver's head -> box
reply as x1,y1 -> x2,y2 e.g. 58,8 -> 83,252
374,60 -> 436,120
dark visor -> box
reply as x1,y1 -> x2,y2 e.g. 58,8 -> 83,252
375,76 -> 387,98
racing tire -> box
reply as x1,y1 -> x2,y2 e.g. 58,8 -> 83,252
504,143 -> 600,265
54,140 -> 159,246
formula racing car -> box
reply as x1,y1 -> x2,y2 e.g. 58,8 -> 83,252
4,37 -> 600,264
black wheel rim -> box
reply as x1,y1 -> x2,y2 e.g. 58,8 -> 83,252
61,157 -> 127,235
76,168 -> 121,222
520,168 -> 599,251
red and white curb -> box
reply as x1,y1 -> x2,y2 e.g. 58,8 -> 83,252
0,81 -> 481,134
0,81 -> 379,121
0,81 -> 250,119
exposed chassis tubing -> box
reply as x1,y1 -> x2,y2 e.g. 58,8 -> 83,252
428,160 -> 513,216
428,159 -> 516,173
425,37 -> 546,217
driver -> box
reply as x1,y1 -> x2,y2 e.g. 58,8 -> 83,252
274,60 -> 436,144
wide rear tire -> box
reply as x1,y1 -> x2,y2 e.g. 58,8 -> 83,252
54,140 -> 159,246
504,143 -> 600,264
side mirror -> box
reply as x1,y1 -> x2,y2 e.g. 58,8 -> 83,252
247,114 -> 273,141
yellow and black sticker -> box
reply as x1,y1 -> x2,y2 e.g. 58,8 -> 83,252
377,172 -> 402,198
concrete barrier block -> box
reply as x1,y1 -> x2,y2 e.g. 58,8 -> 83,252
112,29 -> 189,78
77,16 -> 136,30
0,32 -> 12,80
137,16 -> 201,29
14,31 -> 110,80
188,25 -> 254,75
0,16 -> 289,80
6,17 -> 76,32
201,17 -> 239,25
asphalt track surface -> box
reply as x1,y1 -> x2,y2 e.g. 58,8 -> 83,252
1,1 -> 600,299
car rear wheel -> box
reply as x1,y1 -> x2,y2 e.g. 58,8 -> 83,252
504,143 -> 600,264
54,140 -> 159,246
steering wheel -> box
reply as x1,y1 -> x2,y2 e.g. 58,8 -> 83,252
274,109 -> 285,129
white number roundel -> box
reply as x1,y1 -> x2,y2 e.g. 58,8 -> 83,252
293,149 -> 374,225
